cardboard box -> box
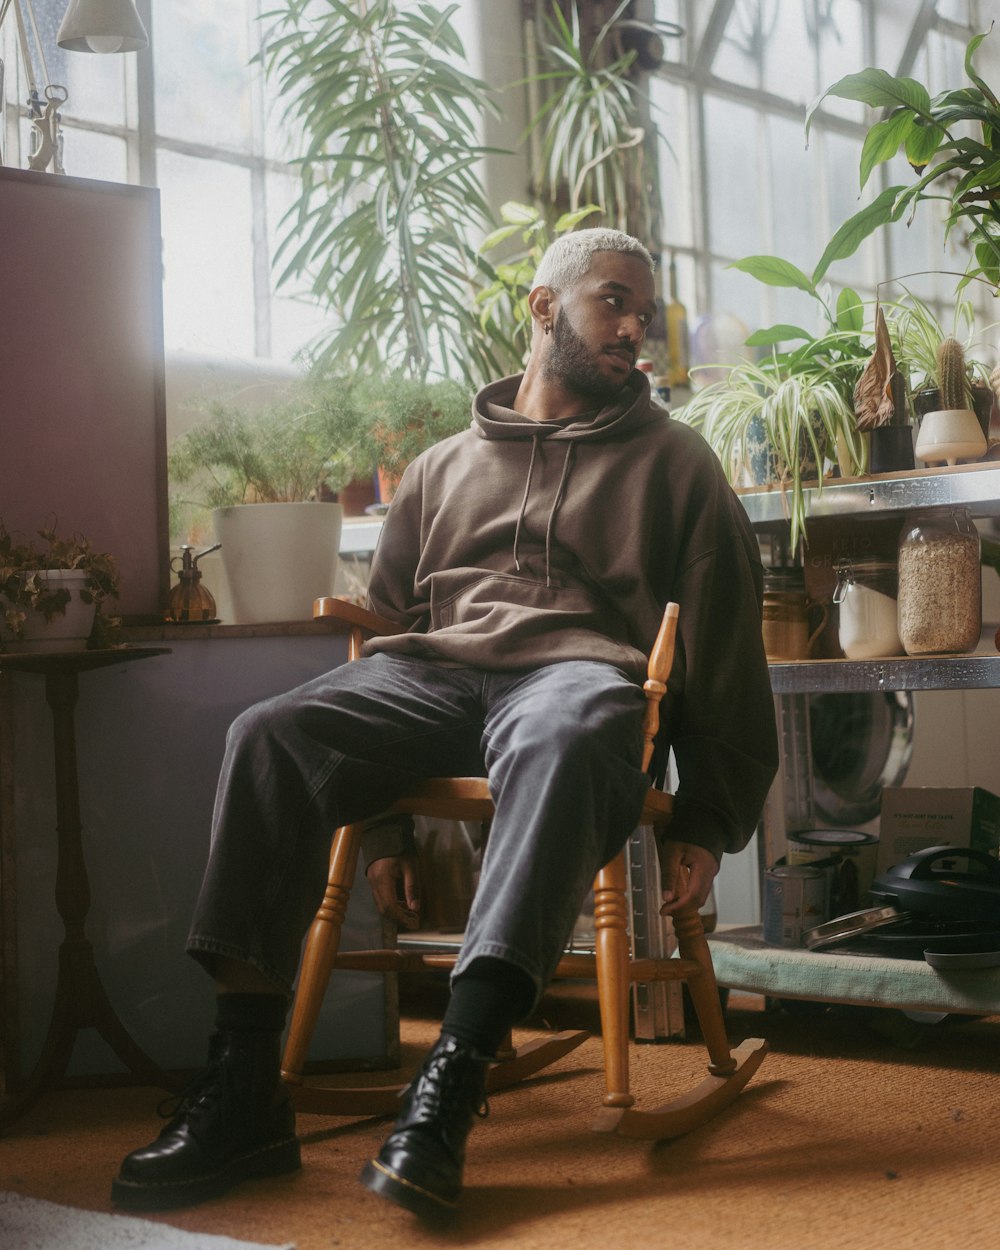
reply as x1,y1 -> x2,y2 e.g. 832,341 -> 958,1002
876,787 -> 1000,876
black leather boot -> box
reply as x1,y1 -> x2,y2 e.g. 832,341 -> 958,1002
111,1029 -> 300,1211
361,1032 -> 490,1218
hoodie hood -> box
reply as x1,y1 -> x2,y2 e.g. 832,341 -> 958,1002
473,370 -> 661,442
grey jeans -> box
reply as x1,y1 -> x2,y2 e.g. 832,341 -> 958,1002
187,652 -> 650,1003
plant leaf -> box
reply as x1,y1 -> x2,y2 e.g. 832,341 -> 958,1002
807,69 -> 933,141
836,287 -> 865,334
744,325 -> 815,347
904,118 -> 946,169
859,111 -> 916,187
812,185 -> 909,283
728,255 -> 817,294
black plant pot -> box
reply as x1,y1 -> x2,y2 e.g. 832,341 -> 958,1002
869,424 -> 915,473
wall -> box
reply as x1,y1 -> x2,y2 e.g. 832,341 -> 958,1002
6,631 -> 394,1078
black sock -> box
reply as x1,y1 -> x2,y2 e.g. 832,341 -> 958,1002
215,992 -> 288,1035
442,957 -> 536,1058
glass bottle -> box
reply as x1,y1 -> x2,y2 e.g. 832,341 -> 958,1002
896,508 -> 981,655
665,252 -> 689,389
833,558 -> 903,659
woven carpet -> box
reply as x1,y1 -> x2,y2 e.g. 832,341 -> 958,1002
1,989 -> 998,1250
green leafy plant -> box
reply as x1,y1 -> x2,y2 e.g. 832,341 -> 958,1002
804,28 -> 1000,290
168,375 -> 368,541
726,253 -> 873,378
259,0 -> 506,387
675,251 -> 869,547
356,373 -> 472,476
0,520 -> 121,643
674,355 -> 865,551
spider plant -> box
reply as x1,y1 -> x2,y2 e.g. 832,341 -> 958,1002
882,286 -> 995,396
674,350 -> 866,550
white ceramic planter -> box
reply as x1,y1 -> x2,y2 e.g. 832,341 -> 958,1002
0,569 -> 97,652
914,408 -> 987,467
212,501 -> 344,624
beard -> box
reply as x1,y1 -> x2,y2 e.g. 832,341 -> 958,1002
542,308 -> 633,404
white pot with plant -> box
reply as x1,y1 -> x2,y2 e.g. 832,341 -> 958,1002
914,337 -> 988,467
0,522 -> 121,652
168,377 -> 365,624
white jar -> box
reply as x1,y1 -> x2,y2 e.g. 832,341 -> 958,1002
833,558 -> 903,660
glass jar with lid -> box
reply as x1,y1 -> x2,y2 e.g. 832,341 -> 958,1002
833,558 -> 903,659
761,567 -> 827,661
897,508 -> 981,655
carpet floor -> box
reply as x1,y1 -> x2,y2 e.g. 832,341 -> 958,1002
1,988 -> 998,1250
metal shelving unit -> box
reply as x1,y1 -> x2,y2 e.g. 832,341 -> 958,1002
738,462 -> 1000,530
719,465 -> 1000,1013
768,649 -> 1000,693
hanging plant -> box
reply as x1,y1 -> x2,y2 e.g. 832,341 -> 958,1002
525,0 -> 651,233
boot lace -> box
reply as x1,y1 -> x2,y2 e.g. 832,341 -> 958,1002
155,1039 -> 237,1134
405,1046 -> 490,1130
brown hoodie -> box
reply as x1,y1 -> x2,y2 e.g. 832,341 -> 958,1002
364,371 -> 777,862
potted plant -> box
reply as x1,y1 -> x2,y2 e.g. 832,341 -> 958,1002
804,28 -> 1000,293
913,336 -> 988,467
674,352 -> 866,550
258,0 -> 507,390
0,521 -> 121,652
355,373 -> 473,505
168,374 -> 367,624
673,255 -> 870,548
883,290 -> 996,436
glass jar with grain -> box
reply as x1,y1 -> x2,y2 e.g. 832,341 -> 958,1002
897,508 -> 982,655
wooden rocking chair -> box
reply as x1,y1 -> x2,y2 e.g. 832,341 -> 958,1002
280,597 -> 767,1140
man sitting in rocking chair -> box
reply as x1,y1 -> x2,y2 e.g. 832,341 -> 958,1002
113,228 -> 777,1218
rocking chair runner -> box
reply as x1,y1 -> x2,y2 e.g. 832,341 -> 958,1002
280,597 -> 767,1140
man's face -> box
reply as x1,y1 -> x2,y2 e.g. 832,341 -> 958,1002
542,251 -> 657,404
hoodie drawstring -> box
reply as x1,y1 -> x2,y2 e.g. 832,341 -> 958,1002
544,443 -> 575,587
513,435 -> 576,588
512,433 -> 540,573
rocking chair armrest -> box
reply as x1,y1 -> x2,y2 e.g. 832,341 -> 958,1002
313,596 -> 405,638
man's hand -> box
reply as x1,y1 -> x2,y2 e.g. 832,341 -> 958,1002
658,839 -> 719,916
366,852 -> 422,931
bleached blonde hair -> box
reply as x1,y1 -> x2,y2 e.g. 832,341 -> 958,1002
533,228 -> 655,291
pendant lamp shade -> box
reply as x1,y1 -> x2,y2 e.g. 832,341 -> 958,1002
57,0 -> 149,53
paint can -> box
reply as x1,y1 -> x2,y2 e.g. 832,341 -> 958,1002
786,829 -> 879,916
763,863 -> 828,947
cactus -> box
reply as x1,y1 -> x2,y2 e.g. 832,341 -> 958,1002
937,337 -> 969,410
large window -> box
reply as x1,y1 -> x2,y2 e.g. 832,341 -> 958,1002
2,1 -> 995,366
1,0 -> 319,363
651,0 -> 997,353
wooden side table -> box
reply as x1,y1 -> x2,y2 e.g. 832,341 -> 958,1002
0,647 -> 178,1130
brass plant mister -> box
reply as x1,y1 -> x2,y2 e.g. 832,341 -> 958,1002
165,543 -> 221,623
